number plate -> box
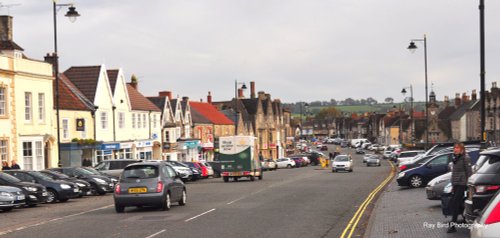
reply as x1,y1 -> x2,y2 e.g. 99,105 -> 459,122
16,195 -> 25,201
128,188 -> 147,193
74,188 -> 79,193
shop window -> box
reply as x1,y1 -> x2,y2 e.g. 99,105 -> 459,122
22,142 -> 33,170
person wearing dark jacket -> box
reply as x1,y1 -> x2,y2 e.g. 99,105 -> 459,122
447,143 -> 472,233
2,161 -> 10,170
10,160 -> 20,170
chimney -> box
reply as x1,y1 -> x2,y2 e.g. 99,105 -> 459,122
444,96 -> 450,107
44,53 -> 57,76
250,81 -> 256,99
207,91 -> 212,104
238,88 -> 243,98
455,93 -> 461,107
182,96 -> 189,102
493,82 -> 498,88
158,91 -> 173,100
462,92 -> 468,103
130,75 -> 138,90
472,90 -> 477,101
0,15 -> 13,41
258,91 -> 265,100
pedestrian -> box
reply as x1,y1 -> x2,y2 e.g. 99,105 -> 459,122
2,161 -> 10,170
447,143 -> 472,233
329,152 -> 333,160
10,160 -> 20,170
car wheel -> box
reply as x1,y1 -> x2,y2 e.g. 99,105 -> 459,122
286,164 -> 292,169
178,190 -> 187,206
115,204 -> 125,213
161,193 -> 171,211
409,175 -> 424,188
223,177 -> 229,182
46,189 -> 57,203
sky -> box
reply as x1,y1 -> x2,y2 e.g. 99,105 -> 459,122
5,0 -> 500,104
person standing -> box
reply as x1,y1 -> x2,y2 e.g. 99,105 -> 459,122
10,160 -> 20,170
447,143 -> 472,233
1,161 -> 10,170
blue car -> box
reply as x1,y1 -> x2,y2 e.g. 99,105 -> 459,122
397,149 -> 480,188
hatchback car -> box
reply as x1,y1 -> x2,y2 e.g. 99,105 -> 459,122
94,159 -> 142,177
3,170 -> 80,203
114,162 -> 186,213
331,155 -> 353,172
40,170 -> 91,197
49,167 -> 114,195
276,158 -> 296,169
425,172 -> 451,200
0,172 -> 48,206
470,189 -> 500,238
366,156 -> 381,167
0,185 -> 25,211
163,162 -> 193,181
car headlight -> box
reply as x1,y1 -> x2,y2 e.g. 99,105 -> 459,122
76,182 -> 86,187
0,191 -> 13,197
23,186 -> 37,192
60,184 -> 71,190
398,172 -> 406,178
93,178 -> 107,184
110,178 -> 118,183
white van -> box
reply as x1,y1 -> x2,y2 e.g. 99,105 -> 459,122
350,139 -> 370,148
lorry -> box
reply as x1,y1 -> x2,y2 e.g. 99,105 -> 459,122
218,136 -> 263,182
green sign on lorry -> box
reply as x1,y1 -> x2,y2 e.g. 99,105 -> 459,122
219,136 -> 263,182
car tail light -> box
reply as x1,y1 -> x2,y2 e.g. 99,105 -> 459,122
243,171 -> 251,176
222,172 -> 229,176
114,184 -> 121,194
485,201 -> 500,224
156,181 -> 163,193
476,185 -> 500,194
399,165 -> 407,171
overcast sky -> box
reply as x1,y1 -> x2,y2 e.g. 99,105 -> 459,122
7,0 -> 500,103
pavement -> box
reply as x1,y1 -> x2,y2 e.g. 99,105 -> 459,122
365,169 -> 470,238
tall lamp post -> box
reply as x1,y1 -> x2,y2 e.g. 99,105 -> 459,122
479,0 -> 486,144
53,2 -> 80,167
299,103 -> 309,139
234,80 -> 247,134
401,85 -> 414,144
407,35 -> 428,149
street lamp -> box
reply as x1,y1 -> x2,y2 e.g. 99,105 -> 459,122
53,2 -> 80,167
234,80 -> 246,134
299,103 -> 309,139
401,85 -> 414,144
479,0 -> 486,144
407,35 -> 429,149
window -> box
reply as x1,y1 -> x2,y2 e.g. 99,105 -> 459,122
38,93 -> 45,122
165,131 -> 170,143
143,114 -> 147,128
0,87 -> 6,116
118,112 -> 125,129
62,119 -> 69,140
0,139 -> 7,162
80,119 -> 87,139
137,114 -> 142,129
25,92 -> 32,121
35,141 -> 43,170
132,113 -> 136,129
100,112 -> 108,130
429,155 -> 450,165
22,142 -> 33,170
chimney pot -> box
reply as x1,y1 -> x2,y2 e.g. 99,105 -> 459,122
207,91 -> 212,104
182,96 -> 189,102
250,81 -> 256,99
472,89 -> 477,101
238,88 -> 243,98
0,15 -> 13,42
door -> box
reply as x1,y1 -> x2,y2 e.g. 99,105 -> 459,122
426,154 -> 450,180
164,165 -> 182,200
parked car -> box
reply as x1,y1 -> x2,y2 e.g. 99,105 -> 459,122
163,162 -> 193,181
320,145 -> 328,151
465,149 -> 500,223
425,172 -> 451,200
396,150 -> 425,165
94,159 -> 142,177
276,158 -> 296,169
113,162 -> 186,213
81,167 -> 119,185
0,185 -> 25,211
363,154 -> 377,163
366,156 -> 381,167
331,155 -> 353,172
383,150 -> 392,159
261,159 -> 277,171
305,151 -> 324,165
183,162 -> 208,178
40,170 -> 91,197
470,189 -> 500,238
290,157 -> 305,168
178,162 -> 201,181
356,148 -> 365,154
0,172 -> 48,206
397,149 -> 480,188
3,170 -> 80,203
207,161 -> 221,178
200,162 -> 214,177
48,167 -> 114,195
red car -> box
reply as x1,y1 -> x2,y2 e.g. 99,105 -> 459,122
184,162 -> 209,178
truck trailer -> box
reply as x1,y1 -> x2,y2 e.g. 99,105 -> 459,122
219,136 -> 263,182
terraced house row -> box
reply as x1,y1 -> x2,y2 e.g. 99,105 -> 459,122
0,16 -> 293,170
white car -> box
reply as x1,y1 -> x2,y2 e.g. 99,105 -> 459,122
276,158 -> 296,168
331,155 -> 353,172
397,150 -> 425,164
163,161 -> 193,181
471,186 -> 500,238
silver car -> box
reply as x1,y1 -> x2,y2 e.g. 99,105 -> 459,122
425,172 -> 451,200
366,156 -> 381,167
0,185 -> 25,211
114,162 -> 186,213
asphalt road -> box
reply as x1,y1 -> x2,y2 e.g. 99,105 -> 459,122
0,146 -> 391,238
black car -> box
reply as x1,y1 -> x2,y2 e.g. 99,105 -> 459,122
207,161 -> 221,178
3,170 -> 80,203
80,167 -> 119,185
40,170 -> 92,197
465,149 -> 500,223
48,167 -> 114,195
182,162 -> 202,180
0,172 -> 48,206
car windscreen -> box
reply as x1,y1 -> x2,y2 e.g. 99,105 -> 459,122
74,168 -> 95,175
476,155 -> 500,174
122,165 -> 159,179
0,172 -> 21,183
43,170 -> 70,179
82,167 -> 101,175
29,171 -> 55,181
335,156 -> 349,162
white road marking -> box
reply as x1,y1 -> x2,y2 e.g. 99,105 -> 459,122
144,229 -> 166,238
0,204 -> 113,236
227,197 -> 245,205
184,208 -> 216,222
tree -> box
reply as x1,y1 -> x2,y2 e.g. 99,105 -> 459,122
344,98 -> 355,105
316,107 -> 341,119
330,99 -> 337,106
366,97 -> 378,105
384,97 -> 394,104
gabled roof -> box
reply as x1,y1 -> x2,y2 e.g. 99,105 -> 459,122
438,106 -> 457,120
56,73 -> 95,111
190,102 -> 234,125
0,40 -> 23,51
147,96 -> 166,111
64,66 -> 102,102
241,98 -> 259,115
170,99 -> 179,115
107,69 -> 119,92
126,84 -> 161,111
191,107 -> 212,124
449,101 -> 477,120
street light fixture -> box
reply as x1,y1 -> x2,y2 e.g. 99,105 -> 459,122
401,85 -> 414,144
53,2 -> 80,167
407,35 -> 429,149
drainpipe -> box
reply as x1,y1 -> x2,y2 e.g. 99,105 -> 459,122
112,106 -> 116,142
149,110 -> 152,139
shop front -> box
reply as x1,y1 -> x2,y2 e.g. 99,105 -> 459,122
95,143 -> 120,164
177,139 -> 201,162
134,140 -> 153,160
117,142 -> 133,159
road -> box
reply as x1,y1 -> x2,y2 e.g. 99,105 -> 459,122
1,147 -> 391,238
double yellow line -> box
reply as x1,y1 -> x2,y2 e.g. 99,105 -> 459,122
340,161 -> 396,238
